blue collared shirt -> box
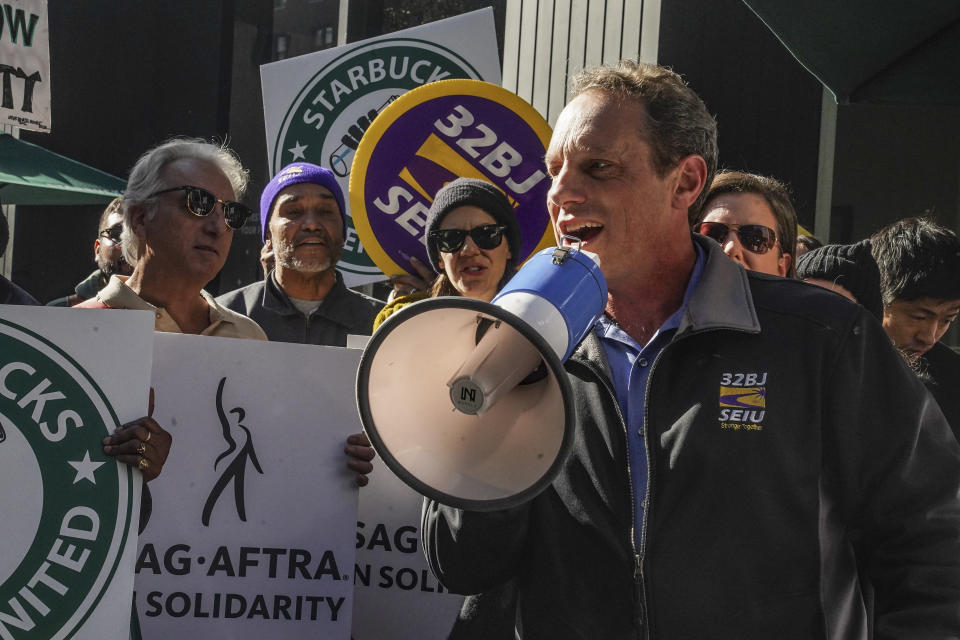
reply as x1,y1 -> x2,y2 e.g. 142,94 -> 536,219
596,241 -> 705,547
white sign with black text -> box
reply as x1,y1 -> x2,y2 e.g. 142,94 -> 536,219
134,334 -> 360,640
352,457 -> 465,639
0,0 -> 51,132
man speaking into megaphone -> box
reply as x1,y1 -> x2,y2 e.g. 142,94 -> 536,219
419,61 -> 960,638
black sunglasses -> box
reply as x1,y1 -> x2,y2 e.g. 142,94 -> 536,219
697,221 -> 778,255
430,224 -> 507,254
99,223 -> 123,244
149,185 -> 252,230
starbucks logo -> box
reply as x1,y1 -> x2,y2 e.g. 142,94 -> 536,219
272,38 -> 484,278
0,319 -> 133,639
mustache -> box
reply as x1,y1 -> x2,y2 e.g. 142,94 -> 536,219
294,229 -> 335,245
101,255 -> 129,276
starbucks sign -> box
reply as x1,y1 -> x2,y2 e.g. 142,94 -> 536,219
261,9 -> 502,285
0,319 -> 135,639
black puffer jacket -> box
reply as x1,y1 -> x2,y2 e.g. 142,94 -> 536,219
423,237 -> 960,640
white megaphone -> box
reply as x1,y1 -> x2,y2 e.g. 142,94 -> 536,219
356,240 -> 607,511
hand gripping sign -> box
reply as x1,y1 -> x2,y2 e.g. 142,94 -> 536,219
349,79 -> 555,277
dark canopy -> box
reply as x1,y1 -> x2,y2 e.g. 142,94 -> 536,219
743,1 -> 960,105
0,134 -> 124,205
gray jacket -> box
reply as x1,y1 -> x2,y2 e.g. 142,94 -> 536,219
216,271 -> 382,346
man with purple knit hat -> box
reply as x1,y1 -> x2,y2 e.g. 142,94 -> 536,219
217,162 -> 382,347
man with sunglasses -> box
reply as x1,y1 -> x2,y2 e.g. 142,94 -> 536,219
76,138 -> 266,484
48,196 -> 134,307
423,60 -> 960,638
692,170 -> 798,278
79,139 -> 265,340
217,162 -> 382,348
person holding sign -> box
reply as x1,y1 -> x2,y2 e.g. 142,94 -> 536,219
217,162 -> 380,484
77,138 -> 266,481
79,141 -> 373,484
375,177 -> 522,321
422,60 -> 960,638
217,162 -> 382,346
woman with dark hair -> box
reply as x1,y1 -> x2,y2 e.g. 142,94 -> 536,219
376,177 -> 522,325
374,177 -> 523,638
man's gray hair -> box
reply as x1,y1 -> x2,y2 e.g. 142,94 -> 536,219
571,60 -> 718,214
120,138 -> 249,264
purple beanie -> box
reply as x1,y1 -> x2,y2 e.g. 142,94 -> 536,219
259,162 -> 347,242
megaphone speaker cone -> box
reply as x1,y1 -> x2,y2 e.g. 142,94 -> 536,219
356,296 -> 574,511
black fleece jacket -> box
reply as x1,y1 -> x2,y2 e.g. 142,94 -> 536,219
423,237 -> 960,640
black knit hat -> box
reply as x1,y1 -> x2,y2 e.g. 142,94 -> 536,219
796,239 -> 883,319
424,178 -> 522,274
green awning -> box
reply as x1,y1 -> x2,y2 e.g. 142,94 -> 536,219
743,1 -> 960,105
0,133 -> 125,205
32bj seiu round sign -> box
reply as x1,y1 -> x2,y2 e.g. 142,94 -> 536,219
349,79 -> 555,277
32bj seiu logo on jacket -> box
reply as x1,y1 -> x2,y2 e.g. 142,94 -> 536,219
718,371 -> 767,431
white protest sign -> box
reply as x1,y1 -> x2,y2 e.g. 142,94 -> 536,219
0,0 -> 50,132
261,8 -> 501,287
352,458 -> 464,639
0,304 -> 153,639
135,334 -> 360,639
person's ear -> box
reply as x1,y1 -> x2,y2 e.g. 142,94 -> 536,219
129,204 -> 149,240
778,251 -> 793,278
671,154 -> 708,212
93,238 -> 101,261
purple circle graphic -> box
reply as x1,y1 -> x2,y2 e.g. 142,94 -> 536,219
362,93 -> 552,273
